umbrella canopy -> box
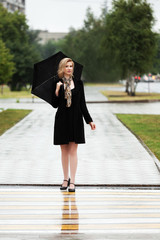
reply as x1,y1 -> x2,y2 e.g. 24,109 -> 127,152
31,51 -> 83,107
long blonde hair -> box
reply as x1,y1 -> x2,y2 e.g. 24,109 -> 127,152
57,58 -> 74,79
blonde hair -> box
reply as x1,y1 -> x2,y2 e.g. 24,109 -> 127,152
57,58 -> 74,79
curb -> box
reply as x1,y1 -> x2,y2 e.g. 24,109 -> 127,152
1,99 -> 160,104
87,99 -> 160,104
0,184 -> 159,189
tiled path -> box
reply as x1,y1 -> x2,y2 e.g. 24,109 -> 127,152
0,187 -> 160,238
0,103 -> 160,185
0,86 -> 160,238
0,87 -> 160,185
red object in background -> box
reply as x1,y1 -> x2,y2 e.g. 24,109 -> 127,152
138,76 -> 141,80
134,76 -> 138,79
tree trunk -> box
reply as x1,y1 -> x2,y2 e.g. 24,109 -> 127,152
1,85 -> 3,95
130,75 -> 135,96
125,78 -> 129,93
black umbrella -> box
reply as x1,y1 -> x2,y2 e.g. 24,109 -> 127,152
31,51 -> 83,107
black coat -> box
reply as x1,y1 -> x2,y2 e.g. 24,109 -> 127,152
52,77 -> 93,145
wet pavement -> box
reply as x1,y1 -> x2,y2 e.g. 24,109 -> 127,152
85,82 -> 160,94
0,86 -> 160,185
0,85 -> 160,238
127,82 -> 160,93
0,186 -> 160,239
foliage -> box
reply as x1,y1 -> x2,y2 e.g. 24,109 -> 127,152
39,39 -> 58,59
1,1 -> 159,89
58,1 -> 158,83
0,39 -> 15,93
151,34 -> 160,74
0,4 -> 41,90
8,35 -> 41,90
102,0 -> 157,78
59,8 -> 119,82
59,1 -> 158,83
100,0 -> 157,95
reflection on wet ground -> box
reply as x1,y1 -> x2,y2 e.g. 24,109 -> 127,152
61,191 -> 79,233
0,187 -> 160,237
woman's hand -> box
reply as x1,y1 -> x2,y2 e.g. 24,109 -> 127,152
56,81 -> 63,88
89,122 -> 96,130
55,81 -> 63,96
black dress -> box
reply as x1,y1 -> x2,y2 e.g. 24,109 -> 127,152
52,77 -> 93,145
66,88 -> 75,142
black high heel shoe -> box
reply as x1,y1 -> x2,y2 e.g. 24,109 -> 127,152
60,178 -> 70,190
68,182 -> 75,192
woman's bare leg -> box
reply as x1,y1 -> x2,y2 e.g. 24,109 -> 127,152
68,142 -> 78,189
60,144 -> 69,187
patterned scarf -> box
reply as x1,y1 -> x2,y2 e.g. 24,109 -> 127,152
62,76 -> 72,107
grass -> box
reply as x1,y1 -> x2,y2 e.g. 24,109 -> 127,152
0,109 -> 32,136
0,85 -> 34,99
101,90 -> 160,101
85,83 -> 123,87
116,114 -> 160,161
0,83 -> 123,99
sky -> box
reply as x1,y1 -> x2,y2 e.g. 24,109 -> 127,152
25,0 -> 160,33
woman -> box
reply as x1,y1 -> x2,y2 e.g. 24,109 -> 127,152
52,57 -> 96,192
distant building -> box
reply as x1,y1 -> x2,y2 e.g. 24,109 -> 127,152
38,30 -> 68,44
0,0 -> 25,14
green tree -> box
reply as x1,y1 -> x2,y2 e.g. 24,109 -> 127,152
151,33 -> 160,74
8,39 -> 41,90
60,8 -> 118,83
0,4 -> 29,45
0,4 -> 41,90
101,0 -> 157,95
0,39 -> 15,93
39,39 -> 57,59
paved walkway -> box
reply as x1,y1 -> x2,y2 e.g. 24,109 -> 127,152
0,86 -> 160,238
0,186 -> 160,238
0,86 -> 160,185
